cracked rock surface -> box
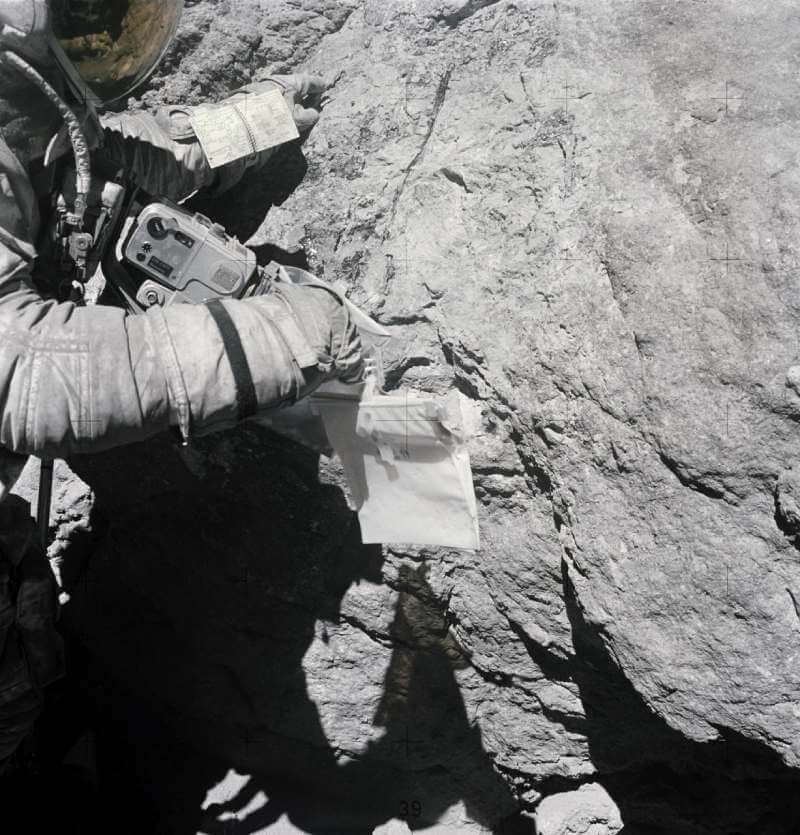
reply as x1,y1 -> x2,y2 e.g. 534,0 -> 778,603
16,0 -> 800,831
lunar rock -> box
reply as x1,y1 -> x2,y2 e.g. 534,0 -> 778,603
24,1 -> 800,831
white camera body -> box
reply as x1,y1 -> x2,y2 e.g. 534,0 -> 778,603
122,200 -> 258,307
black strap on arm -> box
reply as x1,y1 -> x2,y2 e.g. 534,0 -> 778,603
206,299 -> 258,420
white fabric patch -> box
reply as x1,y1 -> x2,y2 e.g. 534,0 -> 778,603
318,390 -> 481,550
189,89 -> 299,169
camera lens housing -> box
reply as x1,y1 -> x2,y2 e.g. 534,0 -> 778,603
147,217 -> 168,240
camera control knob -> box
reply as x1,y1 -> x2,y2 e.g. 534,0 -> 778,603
147,217 -> 168,240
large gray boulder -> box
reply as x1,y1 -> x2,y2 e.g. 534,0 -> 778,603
18,0 -> 800,831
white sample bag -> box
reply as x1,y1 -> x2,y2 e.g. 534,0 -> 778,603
255,266 -> 481,549
315,388 -> 480,549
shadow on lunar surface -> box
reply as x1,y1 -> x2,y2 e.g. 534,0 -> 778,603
47,426 -> 521,833
521,559 -> 800,835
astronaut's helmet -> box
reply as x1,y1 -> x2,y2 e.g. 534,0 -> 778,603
0,0 -> 183,105
49,0 -> 183,103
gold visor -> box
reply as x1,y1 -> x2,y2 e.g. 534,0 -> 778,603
50,0 -> 183,104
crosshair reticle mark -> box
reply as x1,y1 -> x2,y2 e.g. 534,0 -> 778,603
705,241 -> 752,336
551,81 -> 589,115
706,242 -> 745,278
532,249 -> 589,276
367,391 -> 442,459
390,723 -> 426,758
710,81 -> 743,115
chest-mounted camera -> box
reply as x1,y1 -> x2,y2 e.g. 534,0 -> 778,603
119,199 -> 259,308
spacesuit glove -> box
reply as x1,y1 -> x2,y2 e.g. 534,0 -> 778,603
269,282 -> 365,385
256,73 -> 329,133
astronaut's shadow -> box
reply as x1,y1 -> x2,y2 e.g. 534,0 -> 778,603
62,424 -> 519,833
190,558 -> 517,835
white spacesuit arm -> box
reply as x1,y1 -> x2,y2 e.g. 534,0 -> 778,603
96,81 -> 310,201
0,137 -> 359,458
